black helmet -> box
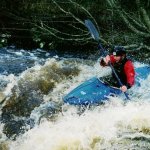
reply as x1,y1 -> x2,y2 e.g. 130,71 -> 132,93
113,46 -> 126,56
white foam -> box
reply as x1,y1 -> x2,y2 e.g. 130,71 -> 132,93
9,100 -> 150,150
1,56 -> 150,149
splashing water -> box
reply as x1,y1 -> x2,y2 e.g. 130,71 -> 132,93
0,48 -> 150,150
9,101 -> 150,150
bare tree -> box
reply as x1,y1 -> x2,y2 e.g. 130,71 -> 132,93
32,0 -> 109,46
107,0 -> 150,51
0,0 -> 111,48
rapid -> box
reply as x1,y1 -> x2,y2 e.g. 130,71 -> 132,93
0,47 -> 150,150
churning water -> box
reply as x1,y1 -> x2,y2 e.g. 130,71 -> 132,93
0,47 -> 150,150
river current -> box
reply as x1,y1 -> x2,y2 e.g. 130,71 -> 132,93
0,47 -> 150,150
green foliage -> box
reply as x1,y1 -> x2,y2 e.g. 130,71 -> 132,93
0,0 -> 149,53
0,33 -> 10,47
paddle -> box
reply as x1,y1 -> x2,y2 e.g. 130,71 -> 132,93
85,19 -> 130,100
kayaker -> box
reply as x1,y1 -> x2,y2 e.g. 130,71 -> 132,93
100,46 -> 135,92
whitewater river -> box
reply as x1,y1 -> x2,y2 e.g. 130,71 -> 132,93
0,47 -> 150,150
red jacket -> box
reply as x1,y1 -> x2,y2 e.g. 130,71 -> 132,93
109,55 -> 135,87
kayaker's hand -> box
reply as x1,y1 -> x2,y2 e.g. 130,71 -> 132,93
120,85 -> 127,92
104,55 -> 110,64
100,55 -> 110,67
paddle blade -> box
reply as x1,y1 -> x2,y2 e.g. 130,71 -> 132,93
85,19 -> 100,41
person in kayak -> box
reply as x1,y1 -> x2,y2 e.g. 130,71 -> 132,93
100,46 -> 135,92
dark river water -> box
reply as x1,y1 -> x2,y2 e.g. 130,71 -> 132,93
0,47 -> 150,150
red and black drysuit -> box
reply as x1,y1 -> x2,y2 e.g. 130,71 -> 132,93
100,55 -> 135,89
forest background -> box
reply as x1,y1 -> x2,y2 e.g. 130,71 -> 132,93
0,0 -> 150,62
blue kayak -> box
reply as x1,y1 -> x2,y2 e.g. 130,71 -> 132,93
63,66 -> 150,105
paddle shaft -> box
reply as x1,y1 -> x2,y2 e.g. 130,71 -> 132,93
85,19 -> 130,100
98,43 -> 130,100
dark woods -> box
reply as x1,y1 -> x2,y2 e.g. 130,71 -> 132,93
0,0 -> 150,61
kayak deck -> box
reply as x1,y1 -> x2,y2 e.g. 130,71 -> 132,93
63,77 -> 121,105
63,66 -> 150,105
